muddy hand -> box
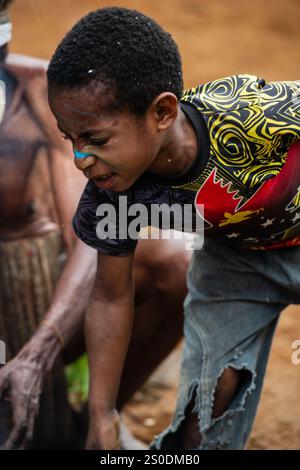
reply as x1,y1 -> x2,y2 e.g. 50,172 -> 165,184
0,354 -> 43,449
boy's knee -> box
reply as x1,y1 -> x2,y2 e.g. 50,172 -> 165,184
136,238 -> 190,296
153,240 -> 190,295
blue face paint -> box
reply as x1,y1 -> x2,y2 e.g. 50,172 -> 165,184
73,149 -> 92,159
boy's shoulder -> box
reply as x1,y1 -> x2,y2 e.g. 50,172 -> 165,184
181,74 -> 261,106
181,74 -> 299,115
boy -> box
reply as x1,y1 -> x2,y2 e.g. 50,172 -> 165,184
0,2 -> 189,449
47,7 -> 300,449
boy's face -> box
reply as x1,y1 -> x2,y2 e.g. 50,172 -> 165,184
48,82 -> 162,192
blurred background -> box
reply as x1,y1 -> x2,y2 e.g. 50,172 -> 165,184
9,0 -> 300,449
10,0 -> 300,82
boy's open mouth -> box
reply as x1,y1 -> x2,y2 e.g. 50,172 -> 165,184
91,173 -> 117,190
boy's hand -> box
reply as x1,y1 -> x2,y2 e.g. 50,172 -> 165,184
86,409 -> 121,450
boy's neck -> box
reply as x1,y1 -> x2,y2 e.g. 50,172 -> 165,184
148,106 -> 198,178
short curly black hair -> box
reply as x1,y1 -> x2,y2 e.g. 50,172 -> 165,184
47,7 -> 183,116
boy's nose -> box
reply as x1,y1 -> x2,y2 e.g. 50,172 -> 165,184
73,149 -> 97,171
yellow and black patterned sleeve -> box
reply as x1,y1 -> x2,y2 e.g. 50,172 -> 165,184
259,79 -> 300,148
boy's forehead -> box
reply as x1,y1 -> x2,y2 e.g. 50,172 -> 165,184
51,79 -> 119,110
49,86 -> 120,134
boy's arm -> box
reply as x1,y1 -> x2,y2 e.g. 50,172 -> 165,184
85,250 -> 135,450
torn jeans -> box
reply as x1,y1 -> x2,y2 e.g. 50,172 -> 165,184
149,237 -> 300,450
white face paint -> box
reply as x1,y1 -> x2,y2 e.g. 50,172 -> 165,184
0,21 -> 11,47
0,10 -> 10,124
0,79 -> 5,125
0,8 -> 12,48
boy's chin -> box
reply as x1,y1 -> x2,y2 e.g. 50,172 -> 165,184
92,174 -> 134,192
114,175 -> 140,192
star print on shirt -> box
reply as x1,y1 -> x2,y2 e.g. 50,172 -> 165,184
226,232 -> 240,238
291,212 -> 300,223
261,218 -> 275,228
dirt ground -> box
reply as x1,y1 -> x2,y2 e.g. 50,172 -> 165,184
9,0 -> 300,449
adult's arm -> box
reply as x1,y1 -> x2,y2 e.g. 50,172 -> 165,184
0,60 -> 97,448
0,153 -> 97,449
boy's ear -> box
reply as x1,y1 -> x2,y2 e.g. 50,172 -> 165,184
151,92 -> 178,132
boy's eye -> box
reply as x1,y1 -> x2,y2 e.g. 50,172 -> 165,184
61,133 -> 70,141
89,137 -> 109,146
